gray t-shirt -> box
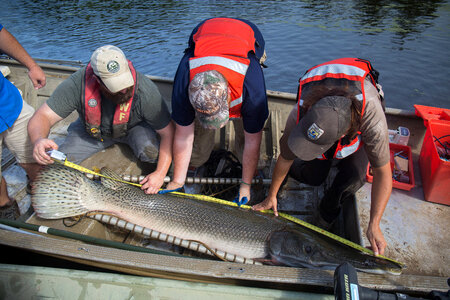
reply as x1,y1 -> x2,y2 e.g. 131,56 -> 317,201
47,68 -> 171,137
280,78 -> 390,168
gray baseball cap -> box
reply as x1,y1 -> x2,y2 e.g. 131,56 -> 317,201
287,96 -> 352,161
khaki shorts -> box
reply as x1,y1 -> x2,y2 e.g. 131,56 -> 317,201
190,118 -> 245,168
0,101 -> 35,178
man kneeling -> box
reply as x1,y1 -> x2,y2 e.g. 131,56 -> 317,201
28,45 -> 174,194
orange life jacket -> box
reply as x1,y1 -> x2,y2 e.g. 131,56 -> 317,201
296,58 -> 379,159
83,61 -> 137,139
189,18 -> 256,118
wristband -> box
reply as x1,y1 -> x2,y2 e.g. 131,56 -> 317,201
240,181 -> 251,186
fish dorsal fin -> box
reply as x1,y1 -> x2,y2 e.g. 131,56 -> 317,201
100,167 -> 128,190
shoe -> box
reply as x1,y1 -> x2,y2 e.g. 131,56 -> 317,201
0,198 -> 20,220
183,166 -> 204,195
25,175 -> 34,195
26,181 -> 32,195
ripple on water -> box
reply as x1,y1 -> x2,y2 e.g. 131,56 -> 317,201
1,0 -> 449,109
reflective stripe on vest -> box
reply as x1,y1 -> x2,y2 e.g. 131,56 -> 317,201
317,135 -> 363,160
301,63 -> 367,83
84,61 -> 137,139
297,58 -> 377,160
189,18 -> 256,118
297,58 -> 376,121
189,56 -> 249,75
336,136 -> 362,158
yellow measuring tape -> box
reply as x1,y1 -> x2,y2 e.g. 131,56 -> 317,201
50,150 -> 403,267
171,190 -> 402,266
63,160 -> 143,187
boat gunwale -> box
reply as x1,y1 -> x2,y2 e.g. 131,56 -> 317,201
0,57 -> 420,118
1,228 -> 448,294
1,56 -> 447,296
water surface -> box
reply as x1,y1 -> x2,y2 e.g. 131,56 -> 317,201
1,0 -> 449,110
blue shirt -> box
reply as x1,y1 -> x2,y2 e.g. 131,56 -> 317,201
171,18 -> 269,133
0,24 -> 23,133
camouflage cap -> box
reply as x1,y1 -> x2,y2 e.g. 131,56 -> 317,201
189,70 -> 229,130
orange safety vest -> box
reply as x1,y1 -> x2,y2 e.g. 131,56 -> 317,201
83,61 -> 137,139
296,58 -> 379,160
189,18 -> 256,118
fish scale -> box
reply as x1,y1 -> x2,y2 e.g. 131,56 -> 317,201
111,187 -> 284,258
34,164 -> 283,258
31,164 -> 403,275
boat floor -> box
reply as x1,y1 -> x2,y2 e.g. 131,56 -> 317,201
2,111 -> 449,283
0,59 -> 449,294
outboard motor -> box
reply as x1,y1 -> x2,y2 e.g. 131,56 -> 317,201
333,262 -> 449,300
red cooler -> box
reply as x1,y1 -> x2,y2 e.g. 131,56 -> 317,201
417,115 -> 450,205
414,104 -> 450,126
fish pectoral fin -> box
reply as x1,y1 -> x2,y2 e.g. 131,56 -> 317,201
253,257 -> 283,266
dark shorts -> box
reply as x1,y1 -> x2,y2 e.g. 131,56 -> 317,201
288,147 -> 368,222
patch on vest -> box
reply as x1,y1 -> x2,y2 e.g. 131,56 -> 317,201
88,98 -> 98,108
107,60 -> 120,73
307,123 -> 324,141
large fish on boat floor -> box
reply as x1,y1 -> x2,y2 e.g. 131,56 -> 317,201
31,164 -> 402,275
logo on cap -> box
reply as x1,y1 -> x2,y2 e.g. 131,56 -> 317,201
106,60 -> 120,73
88,99 -> 98,107
307,123 -> 324,141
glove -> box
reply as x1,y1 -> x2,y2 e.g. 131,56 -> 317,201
157,186 -> 183,194
233,193 -> 249,207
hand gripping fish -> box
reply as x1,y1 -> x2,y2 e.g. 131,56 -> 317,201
31,164 -> 402,275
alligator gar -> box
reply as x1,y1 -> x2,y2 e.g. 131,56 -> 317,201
31,164 -> 402,275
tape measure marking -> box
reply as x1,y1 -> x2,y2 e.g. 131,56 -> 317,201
56,159 -> 403,267
62,160 -> 142,187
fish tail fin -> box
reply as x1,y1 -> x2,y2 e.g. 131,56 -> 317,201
32,164 -> 98,219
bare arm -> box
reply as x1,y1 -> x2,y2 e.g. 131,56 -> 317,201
28,103 -> 63,164
252,154 -> 294,216
165,122 -> 195,190
0,27 -> 46,89
140,121 -> 175,194
237,130 -> 263,203
367,162 -> 392,256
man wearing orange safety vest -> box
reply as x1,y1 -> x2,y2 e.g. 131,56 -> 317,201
28,45 -> 175,194
253,58 -> 392,256
168,18 -> 269,205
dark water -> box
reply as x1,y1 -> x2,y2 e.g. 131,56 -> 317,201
1,0 -> 449,110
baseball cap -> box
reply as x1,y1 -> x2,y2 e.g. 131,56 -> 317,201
189,70 -> 229,130
90,45 -> 134,93
287,96 -> 352,161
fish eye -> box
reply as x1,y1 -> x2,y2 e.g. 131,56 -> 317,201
304,245 -> 312,253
